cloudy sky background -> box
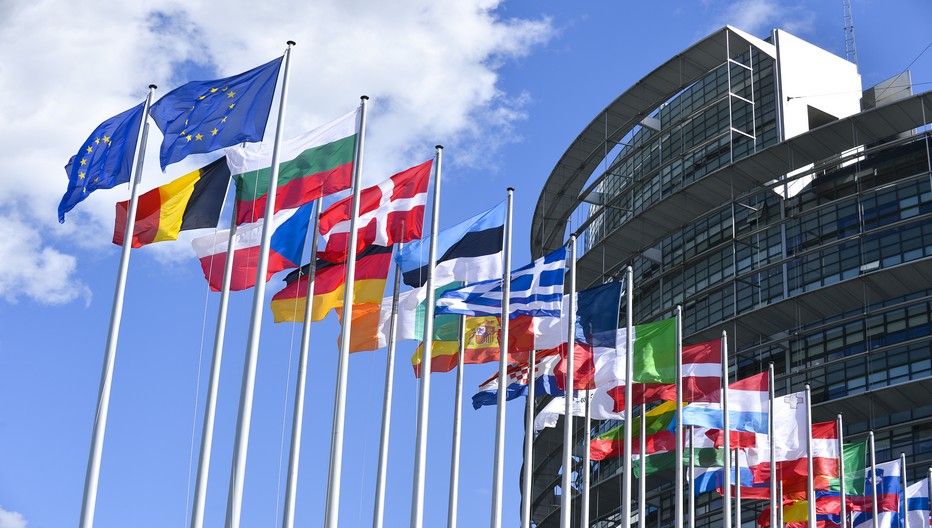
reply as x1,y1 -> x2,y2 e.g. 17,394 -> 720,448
1,0 -> 929,526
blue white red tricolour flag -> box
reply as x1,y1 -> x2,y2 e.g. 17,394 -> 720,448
471,353 -> 562,409
681,372 -> 768,433
435,246 -> 566,318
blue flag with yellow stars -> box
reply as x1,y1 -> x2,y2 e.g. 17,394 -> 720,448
150,56 -> 283,171
58,102 -> 146,223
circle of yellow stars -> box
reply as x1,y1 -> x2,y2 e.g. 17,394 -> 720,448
78,134 -> 113,194
178,86 -> 238,144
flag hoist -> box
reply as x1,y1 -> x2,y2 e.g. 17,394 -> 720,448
224,41 -> 296,528
490,188 -> 515,528
78,84 -> 156,528
560,234 -> 577,528
410,145 -> 444,528
323,95 -> 371,528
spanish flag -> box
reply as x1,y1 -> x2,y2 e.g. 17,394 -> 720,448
113,157 -> 230,247
271,244 -> 393,323
411,315 -> 538,377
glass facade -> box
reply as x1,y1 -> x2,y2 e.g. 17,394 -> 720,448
528,30 -> 932,528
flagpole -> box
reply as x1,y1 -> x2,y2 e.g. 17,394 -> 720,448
869,431 -> 879,528
777,480 -> 784,526
410,145 -> 444,528
281,199 -> 322,528
447,308 -> 467,528
560,234 -> 577,528
521,348 -> 537,528
804,384 -> 816,526
838,414 -> 846,528
224,41 -> 295,528
622,265 -> 634,527
190,201 -> 240,528
491,188 -> 515,528
324,94 -> 370,528
769,362 -> 777,528
372,245 -> 404,528
675,305 -> 684,528
582,389 -> 591,528
735,448 -> 742,526
639,405 -> 646,528
900,452 -> 907,527
688,426 -> 695,528
722,332 -> 732,528
78,84 -> 156,528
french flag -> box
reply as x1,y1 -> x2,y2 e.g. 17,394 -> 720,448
681,371 -> 768,433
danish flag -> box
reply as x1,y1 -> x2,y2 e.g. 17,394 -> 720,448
319,159 -> 432,261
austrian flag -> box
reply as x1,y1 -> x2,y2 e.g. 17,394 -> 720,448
319,160 -> 432,260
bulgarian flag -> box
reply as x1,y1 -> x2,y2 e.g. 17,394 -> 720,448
227,108 -> 358,225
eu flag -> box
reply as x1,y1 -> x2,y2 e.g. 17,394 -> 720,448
150,56 -> 283,171
58,102 -> 146,223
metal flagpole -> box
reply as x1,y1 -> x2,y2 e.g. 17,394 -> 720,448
324,94 -> 371,528
78,84 -> 156,528
281,200 -> 322,528
927,467 -> 932,528
190,200 -> 240,528
521,348 -> 537,528
622,265 -> 634,527
900,453 -> 907,527
560,234 -> 578,528
735,448 -> 742,527
722,332 -> 732,528
639,405 -> 646,528
372,243 -> 405,528
225,41 -> 295,528
869,431 -> 879,528
448,308 -> 467,528
688,426 -> 695,528
838,414 -> 846,528
777,480 -> 784,526
675,305 -> 684,528
410,145 -> 444,528
805,385 -> 815,527
491,188 -> 515,528
582,390 -> 591,528
768,362 -> 777,528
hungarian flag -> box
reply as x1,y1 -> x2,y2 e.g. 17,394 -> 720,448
318,160 -> 432,261
190,202 -> 313,291
113,157 -> 230,247
270,244 -> 393,323
228,109 -> 358,225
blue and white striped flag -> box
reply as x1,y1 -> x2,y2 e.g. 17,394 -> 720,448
435,246 -> 567,318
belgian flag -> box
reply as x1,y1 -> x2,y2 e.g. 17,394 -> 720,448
113,157 -> 230,247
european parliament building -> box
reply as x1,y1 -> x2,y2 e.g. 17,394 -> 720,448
526,26 -> 932,527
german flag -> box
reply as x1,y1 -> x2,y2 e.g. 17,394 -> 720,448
271,244 -> 393,323
113,157 -> 230,247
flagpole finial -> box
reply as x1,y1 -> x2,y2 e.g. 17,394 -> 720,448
149,84 -> 157,90
507,187 -> 514,192
287,40 -> 296,46
435,145 -> 443,150
360,95 -> 370,101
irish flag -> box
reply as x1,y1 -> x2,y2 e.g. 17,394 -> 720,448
227,108 -> 358,225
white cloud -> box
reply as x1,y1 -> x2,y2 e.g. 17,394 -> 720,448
0,0 -> 554,297
0,506 -> 27,528
708,0 -> 816,36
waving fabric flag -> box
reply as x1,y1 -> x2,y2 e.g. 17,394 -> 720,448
471,353 -> 562,409
150,57 -> 282,170
905,477 -> 930,528
270,244 -> 393,323
190,202 -> 313,291
396,201 -> 505,288
681,372 -> 769,433
113,157 -> 230,247
59,102 -> 146,223
318,160 -> 432,261
228,109 -> 358,225
435,246 -> 567,318
553,282 -> 624,390
533,389 -> 622,432
588,401 -> 677,461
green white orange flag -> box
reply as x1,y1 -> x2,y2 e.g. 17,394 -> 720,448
227,108 -> 358,225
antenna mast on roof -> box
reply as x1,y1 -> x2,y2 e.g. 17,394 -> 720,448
843,0 -> 860,72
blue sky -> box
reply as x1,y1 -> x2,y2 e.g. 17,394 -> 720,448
1,1 -> 930,527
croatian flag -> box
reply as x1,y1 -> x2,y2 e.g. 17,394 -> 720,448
681,371 -> 768,433
905,477 -> 930,528
435,247 -> 566,318
471,353 -> 562,409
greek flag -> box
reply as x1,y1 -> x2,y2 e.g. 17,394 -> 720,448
435,246 -> 566,318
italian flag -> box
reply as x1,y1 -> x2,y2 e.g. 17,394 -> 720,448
227,108 -> 358,225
